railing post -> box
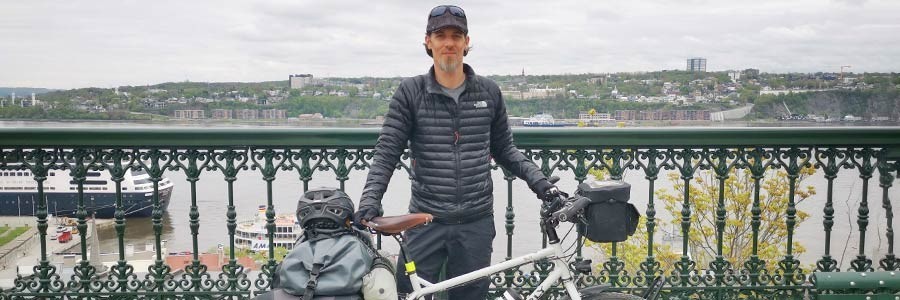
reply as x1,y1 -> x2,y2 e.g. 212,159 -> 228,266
814,147 -> 847,272
849,148 -> 877,272
878,149 -> 897,271
636,149 -> 666,288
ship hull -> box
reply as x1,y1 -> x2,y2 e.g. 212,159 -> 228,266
0,185 -> 173,218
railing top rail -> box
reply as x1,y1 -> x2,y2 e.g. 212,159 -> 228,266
1,127 -> 899,149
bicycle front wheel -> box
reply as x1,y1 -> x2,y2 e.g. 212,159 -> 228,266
561,291 -> 645,300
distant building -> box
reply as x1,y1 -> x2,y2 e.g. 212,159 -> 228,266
517,88 -> 563,99
174,110 -> 205,119
211,109 -> 233,119
615,110 -> 710,121
728,71 -> 741,82
744,68 -> 760,79
289,74 -> 314,89
234,109 -> 258,120
686,57 -> 707,72
615,110 -> 637,121
501,90 -> 524,100
260,109 -> 287,119
579,111 -> 613,121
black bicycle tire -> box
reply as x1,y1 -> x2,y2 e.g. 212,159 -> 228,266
560,291 -> 645,300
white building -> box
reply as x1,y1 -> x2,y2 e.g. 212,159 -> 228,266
289,74 -> 315,89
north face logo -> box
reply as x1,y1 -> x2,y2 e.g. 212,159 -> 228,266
473,100 -> 488,108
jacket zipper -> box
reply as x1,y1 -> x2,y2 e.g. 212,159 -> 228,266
452,101 -> 461,211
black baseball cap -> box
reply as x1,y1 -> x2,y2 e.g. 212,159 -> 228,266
426,5 -> 467,35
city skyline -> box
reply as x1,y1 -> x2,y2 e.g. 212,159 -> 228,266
2,0 -> 899,89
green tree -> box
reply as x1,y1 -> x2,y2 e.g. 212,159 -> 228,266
586,164 -> 815,273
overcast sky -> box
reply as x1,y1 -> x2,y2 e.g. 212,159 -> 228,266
2,0 -> 899,89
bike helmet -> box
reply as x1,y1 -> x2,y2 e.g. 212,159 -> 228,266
296,187 -> 355,230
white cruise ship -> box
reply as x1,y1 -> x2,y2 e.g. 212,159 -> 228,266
0,167 -> 174,218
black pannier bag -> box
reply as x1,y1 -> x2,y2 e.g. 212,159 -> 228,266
575,180 -> 640,243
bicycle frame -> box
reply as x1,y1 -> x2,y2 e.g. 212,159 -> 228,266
404,240 -> 581,300
397,209 -> 583,300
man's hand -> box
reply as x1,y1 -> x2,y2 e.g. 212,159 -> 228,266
352,206 -> 382,227
531,179 -> 560,202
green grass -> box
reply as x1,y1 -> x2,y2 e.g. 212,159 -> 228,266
0,226 -> 9,235
0,226 -> 30,248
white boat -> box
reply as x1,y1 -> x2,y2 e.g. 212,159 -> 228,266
234,206 -> 302,251
523,114 -> 567,127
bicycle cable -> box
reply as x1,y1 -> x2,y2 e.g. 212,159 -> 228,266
557,222 -> 582,261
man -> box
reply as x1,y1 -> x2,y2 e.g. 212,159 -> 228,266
354,5 -> 558,299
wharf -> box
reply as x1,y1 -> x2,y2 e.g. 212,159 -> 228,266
0,216 -> 113,288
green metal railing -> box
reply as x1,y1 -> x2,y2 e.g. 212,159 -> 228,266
0,127 -> 898,299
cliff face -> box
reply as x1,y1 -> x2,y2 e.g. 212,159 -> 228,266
754,90 -> 900,120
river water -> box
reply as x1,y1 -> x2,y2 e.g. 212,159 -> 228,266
3,121 -> 898,269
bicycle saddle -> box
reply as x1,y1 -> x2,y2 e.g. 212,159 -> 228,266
364,213 -> 433,235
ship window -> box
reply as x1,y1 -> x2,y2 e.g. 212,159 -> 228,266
50,172 -> 55,176
16,172 -> 22,176
69,180 -> 107,185
86,172 -> 102,177
134,178 -> 152,185
122,187 -> 128,190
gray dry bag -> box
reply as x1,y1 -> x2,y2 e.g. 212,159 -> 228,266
278,230 -> 375,299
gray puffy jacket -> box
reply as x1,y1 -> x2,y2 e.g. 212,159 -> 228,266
359,64 -> 547,223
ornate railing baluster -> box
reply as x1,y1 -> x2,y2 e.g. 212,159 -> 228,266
211,149 -> 251,298
703,148 -> 738,293
668,148 -> 701,291
635,149 -> 668,289
99,149 -> 139,294
14,148 -> 64,296
773,147 -> 811,290
849,148 -> 877,272
813,147 -> 848,272
877,150 -> 897,271
250,148 -> 290,293
136,149 -> 178,296
172,149 -> 213,294
62,148 -> 102,295
486,162 -> 519,292
738,147 -> 775,289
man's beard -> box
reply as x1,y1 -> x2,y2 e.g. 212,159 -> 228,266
438,57 -> 460,72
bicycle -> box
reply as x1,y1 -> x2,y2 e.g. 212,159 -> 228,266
362,179 -> 665,300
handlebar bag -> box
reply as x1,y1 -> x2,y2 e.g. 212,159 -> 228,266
575,180 -> 640,243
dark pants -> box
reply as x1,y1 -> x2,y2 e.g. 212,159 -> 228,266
396,215 -> 496,300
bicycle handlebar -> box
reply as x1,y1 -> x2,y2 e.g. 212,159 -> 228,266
551,195 -> 591,223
